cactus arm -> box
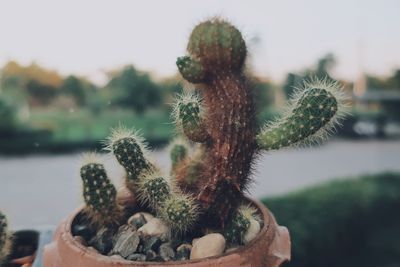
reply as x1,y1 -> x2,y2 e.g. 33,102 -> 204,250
105,127 -> 155,192
173,93 -> 210,143
256,80 -> 345,151
176,56 -> 206,84
80,154 -> 122,227
169,138 -> 189,174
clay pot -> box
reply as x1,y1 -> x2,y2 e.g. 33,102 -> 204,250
43,199 -> 291,267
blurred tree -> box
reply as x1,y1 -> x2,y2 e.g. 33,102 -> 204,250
252,77 -> 274,110
106,65 -> 162,113
283,53 -> 336,99
0,97 -> 16,132
61,75 -> 87,106
26,79 -> 57,106
283,73 -> 302,99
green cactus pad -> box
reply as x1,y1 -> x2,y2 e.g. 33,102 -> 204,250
256,82 -> 343,151
161,194 -> 199,233
112,137 -> 150,180
187,18 -> 246,71
80,163 -> 119,221
137,174 -> 171,208
176,56 -> 206,83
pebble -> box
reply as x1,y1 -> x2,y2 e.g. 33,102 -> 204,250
243,218 -> 261,244
190,233 -> 226,260
86,246 -> 99,254
128,213 -> 147,229
72,224 -> 93,240
138,218 -> 170,238
128,212 -> 154,225
111,228 -> 140,258
126,253 -> 147,261
141,236 -> 162,253
176,244 -> 192,260
158,243 -> 175,261
110,255 -> 125,260
145,249 -> 158,261
89,227 -> 114,254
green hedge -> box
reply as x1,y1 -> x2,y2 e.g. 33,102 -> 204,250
262,172 -> 400,267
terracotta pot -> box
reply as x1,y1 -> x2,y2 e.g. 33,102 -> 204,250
43,199 -> 291,267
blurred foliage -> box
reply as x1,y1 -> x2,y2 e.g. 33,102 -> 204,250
0,97 -> 16,132
2,53 -> 398,153
283,53 -> 337,99
263,172 -> 400,267
105,65 -> 162,113
366,69 -> 400,90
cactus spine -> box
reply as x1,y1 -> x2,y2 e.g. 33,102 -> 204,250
0,211 -> 11,263
80,153 -> 122,227
174,18 -> 346,227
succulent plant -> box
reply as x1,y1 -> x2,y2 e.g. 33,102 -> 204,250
77,17 -> 347,244
80,153 -> 122,227
223,206 -> 259,245
173,17 -> 347,228
104,127 -> 199,233
0,211 -> 11,263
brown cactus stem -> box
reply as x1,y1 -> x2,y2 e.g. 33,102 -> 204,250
196,71 -> 257,225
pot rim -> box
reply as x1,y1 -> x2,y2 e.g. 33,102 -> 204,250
62,197 -> 273,265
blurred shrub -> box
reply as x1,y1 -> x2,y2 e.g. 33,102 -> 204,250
0,97 -> 17,132
263,172 -> 400,267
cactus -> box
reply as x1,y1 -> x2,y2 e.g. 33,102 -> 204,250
104,127 -> 199,233
256,79 -> 347,150
105,127 -> 155,192
0,211 -> 11,263
169,138 -> 189,174
160,194 -> 199,234
136,172 -> 171,209
174,17 -> 347,227
75,17 -> 346,244
80,153 -> 122,227
223,206 -> 259,245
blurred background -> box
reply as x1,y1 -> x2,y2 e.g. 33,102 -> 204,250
0,0 -> 399,266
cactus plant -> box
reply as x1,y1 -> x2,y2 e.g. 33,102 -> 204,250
80,153 -> 122,227
74,17 -> 346,260
0,211 -> 11,263
173,17 -> 347,228
104,127 -> 200,233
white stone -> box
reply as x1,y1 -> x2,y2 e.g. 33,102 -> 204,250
243,218 -> 261,244
190,233 -> 226,260
128,212 -> 155,224
138,218 -> 169,237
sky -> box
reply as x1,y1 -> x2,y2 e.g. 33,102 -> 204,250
0,0 -> 399,85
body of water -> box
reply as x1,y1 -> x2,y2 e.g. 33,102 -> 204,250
1,140 -> 399,229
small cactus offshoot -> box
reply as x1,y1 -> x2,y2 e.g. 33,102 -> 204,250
0,211 -> 11,263
137,172 -> 171,209
223,206 -> 259,245
80,153 -> 122,227
169,138 -> 189,174
105,127 -> 154,192
160,194 -> 199,234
